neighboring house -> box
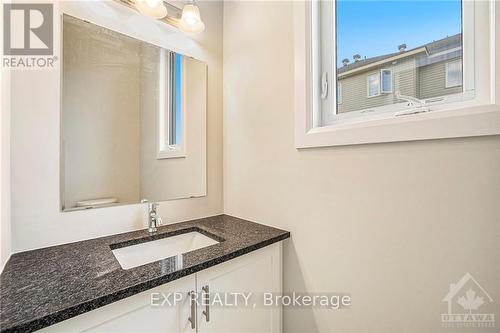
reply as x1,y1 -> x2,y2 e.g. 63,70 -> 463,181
337,33 -> 463,114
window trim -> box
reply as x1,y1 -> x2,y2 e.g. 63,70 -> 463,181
294,0 -> 499,148
312,0 -> 336,125
367,72 -> 381,98
445,59 -> 463,88
157,49 -> 187,159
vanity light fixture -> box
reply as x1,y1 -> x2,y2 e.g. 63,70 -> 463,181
117,0 -> 205,34
179,0 -> 205,34
135,0 -> 168,19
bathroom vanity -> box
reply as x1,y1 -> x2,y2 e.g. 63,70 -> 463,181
0,215 -> 289,333
0,5 -> 290,333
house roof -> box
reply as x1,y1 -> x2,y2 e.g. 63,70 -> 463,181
337,33 -> 462,75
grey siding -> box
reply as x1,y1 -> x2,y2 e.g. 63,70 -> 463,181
418,58 -> 463,99
337,57 -> 417,114
337,71 -> 393,115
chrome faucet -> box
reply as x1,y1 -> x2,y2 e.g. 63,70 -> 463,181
142,201 -> 162,234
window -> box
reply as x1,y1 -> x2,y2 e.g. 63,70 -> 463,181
445,59 -> 462,88
381,69 -> 393,93
312,0 -> 473,125
367,70 -> 391,97
294,0 -> 498,148
169,52 -> 183,145
157,49 -> 185,159
367,73 -> 380,97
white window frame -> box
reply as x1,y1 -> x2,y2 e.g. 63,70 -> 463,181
157,49 -> 187,159
445,59 -> 463,88
294,0 -> 500,148
380,69 -> 393,93
367,73 -> 381,97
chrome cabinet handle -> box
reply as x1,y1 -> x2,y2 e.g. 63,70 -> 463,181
188,291 -> 196,329
202,285 -> 210,322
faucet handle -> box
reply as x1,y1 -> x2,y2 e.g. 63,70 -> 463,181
156,217 -> 163,226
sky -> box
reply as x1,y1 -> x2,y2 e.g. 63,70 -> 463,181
336,0 -> 462,67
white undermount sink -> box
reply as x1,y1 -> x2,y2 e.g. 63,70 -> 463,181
112,231 -> 219,269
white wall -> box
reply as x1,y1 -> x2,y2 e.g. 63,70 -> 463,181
223,1 -> 500,332
10,0 -> 223,252
496,0 -> 500,105
0,0 -> 11,273
1,69 -> 12,272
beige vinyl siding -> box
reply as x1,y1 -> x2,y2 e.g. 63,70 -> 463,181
336,72 -> 392,114
394,58 -> 418,98
337,57 -> 418,114
418,57 -> 463,99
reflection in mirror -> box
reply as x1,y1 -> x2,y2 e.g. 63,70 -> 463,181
61,15 -> 207,211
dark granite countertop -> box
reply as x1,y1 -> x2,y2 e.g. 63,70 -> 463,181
0,215 -> 290,333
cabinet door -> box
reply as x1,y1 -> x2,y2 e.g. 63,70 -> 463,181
196,243 -> 282,333
39,275 -> 196,333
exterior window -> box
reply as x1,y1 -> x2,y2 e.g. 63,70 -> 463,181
337,82 -> 342,104
310,0 -> 471,126
445,60 -> 462,88
367,73 -> 380,97
381,69 -> 393,93
295,0 -> 498,148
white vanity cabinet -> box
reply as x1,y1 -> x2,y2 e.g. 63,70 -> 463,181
38,243 -> 282,333
39,275 -> 195,333
196,243 -> 282,333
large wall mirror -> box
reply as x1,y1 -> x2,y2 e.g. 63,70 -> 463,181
61,14 -> 207,211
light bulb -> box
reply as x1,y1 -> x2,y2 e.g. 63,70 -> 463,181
145,0 -> 160,7
184,16 -> 197,25
135,0 -> 167,19
179,2 -> 205,33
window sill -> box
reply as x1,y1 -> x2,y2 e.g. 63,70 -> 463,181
157,146 -> 186,159
295,104 -> 500,148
